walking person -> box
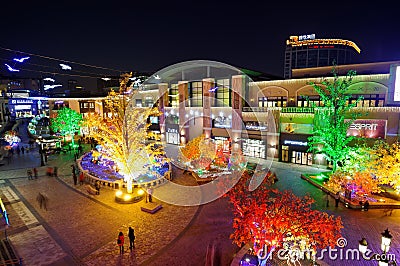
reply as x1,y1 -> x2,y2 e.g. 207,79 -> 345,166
147,187 -> 153,203
79,171 -> 85,185
325,192 -> 329,207
117,231 -> 124,254
128,227 -> 135,250
21,146 -> 25,154
364,200 -> 370,211
94,180 -> 100,195
33,167 -> 38,179
334,192 -> 340,207
53,167 -> 58,177
71,165 -> 78,185
27,169 -> 33,180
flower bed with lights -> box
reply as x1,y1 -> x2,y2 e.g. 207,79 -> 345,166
79,151 -> 171,189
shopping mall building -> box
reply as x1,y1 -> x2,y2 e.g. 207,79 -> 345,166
41,59 -> 400,168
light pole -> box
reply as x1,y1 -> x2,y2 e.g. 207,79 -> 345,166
359,229 -> 397,266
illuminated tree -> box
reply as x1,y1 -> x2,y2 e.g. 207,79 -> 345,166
179,134 -> 205,162
50,107 -> 83,147
326,170 -> 382,195
339,144 -> 371,174
227,172 -> 343,264
308,68 -> 363,172
3,130 -> 21,147
367,140 -> 400,192
82,73 -> 167,193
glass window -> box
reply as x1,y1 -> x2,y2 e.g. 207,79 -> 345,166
169,84 -> 179,107
215,79 -> 230,107
190,81 -> 202,107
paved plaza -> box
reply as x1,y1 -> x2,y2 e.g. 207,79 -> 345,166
0,121 -> 399,266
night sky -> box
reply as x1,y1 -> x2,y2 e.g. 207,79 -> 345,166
1,1 -> 399,87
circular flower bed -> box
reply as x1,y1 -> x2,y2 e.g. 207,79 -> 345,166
80,152 -> 170,184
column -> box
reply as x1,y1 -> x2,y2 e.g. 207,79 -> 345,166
178,81 -> 189,145
231,75 -> 245,151
202,78 -> 214,139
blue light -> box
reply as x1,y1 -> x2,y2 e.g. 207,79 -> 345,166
13,56 -> 30,63
4,64 -> 19,72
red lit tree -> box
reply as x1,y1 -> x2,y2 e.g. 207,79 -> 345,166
226,172 -> 343,263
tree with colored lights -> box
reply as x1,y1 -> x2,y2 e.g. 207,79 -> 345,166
3,130 -> 21,147
82,73 -> 167,193
179,134 -> 205,162
326,170 -> 382,196
367,140 -> 400,193
307,68 -> 363,172
227,172 -> 343,264
50,107 -> 83,147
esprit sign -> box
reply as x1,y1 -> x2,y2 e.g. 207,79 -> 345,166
346,119 -> 387,139
349,123 -> 378,130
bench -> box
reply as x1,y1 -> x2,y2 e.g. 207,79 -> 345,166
141,203 -> 163,214
86,185 -> 98,195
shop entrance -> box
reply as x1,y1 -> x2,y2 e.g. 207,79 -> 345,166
281,145 -> 289,162
291,151 -> 313,165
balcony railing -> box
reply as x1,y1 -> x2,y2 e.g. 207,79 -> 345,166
242,107 -> 315,113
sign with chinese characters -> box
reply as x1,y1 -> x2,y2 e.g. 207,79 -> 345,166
346,119 -> 387,139
299,34 -> 315,41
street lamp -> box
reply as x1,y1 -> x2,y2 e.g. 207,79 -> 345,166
359,229 -> 397,266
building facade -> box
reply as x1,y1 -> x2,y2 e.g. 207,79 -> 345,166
42,60 -> 400,169
284,34 -> 361,79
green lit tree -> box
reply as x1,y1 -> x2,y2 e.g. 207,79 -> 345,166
50,107 -> 83,147
308,68 -> 363,172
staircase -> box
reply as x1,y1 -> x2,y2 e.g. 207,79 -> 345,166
0,239 -> 21,266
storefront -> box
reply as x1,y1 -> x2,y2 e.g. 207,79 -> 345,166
8,98 -> 48,120
279,133 -> 313,165
165,124 -> 179,145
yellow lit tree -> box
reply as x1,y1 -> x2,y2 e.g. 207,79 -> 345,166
367,140 -> 400,193
82,73 -> 167,193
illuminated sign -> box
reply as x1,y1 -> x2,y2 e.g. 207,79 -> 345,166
346,119 -> 387,139
245,121 -> 268,131
299,34 -> 315,41
242,139 -> 265,159
11,99 -> 33,104
281,123 -> 313,134
284,140 -> 308,146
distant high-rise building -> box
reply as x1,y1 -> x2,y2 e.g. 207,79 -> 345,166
284,34 -> 361,79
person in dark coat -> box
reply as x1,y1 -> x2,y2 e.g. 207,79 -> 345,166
334,192 -> 340,207
364,200 -> 370,211
128,227 -> 135,250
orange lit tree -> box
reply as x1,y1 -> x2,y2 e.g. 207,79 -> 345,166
82,73 -> 167,193
227,172 -> 343,264
326,170 -> 382,196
